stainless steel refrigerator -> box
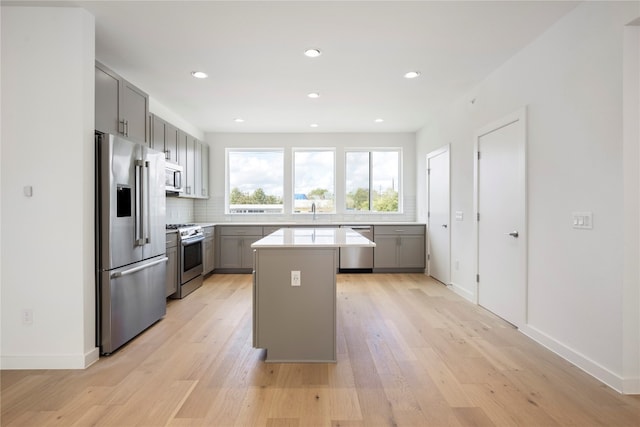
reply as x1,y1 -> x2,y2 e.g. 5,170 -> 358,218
95,133 -> 167,355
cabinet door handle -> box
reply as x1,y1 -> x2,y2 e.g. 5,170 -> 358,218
119,119 -> 125,135
164,150 -> 170,160
124,119 -> 129,137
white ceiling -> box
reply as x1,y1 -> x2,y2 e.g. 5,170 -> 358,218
50,1 -> 580,132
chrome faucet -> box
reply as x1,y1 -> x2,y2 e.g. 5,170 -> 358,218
311,202 -> 317,221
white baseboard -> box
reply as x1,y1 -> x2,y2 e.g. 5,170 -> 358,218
447,282 -> 475,303
520,324 -> 637,394
1,347 -> 100,370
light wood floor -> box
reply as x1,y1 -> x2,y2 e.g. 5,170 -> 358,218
2,274 -> 639,426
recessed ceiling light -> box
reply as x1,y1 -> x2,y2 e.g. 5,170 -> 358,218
191,71 -> 208,79
307,92 -> 320,99
375,118 -> 384,123
233,118 -> 245,123
403,71 -> 421,79
304,48 -> 322,58
310,123 -> 319,128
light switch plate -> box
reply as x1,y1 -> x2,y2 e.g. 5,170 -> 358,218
455,211 -> 463,221
572,212 -> 593,229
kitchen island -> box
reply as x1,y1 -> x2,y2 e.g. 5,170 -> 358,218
251,228 -> 375,362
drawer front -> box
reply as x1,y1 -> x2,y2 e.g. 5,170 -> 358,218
166,232 -> 178,247
374,225 -> 425,236
203,226 -> 214,238
219,226 -> 263,236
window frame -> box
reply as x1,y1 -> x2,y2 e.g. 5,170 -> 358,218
344,148 -> 402,214
292,147 -> 337,215
225,148 -> 285,214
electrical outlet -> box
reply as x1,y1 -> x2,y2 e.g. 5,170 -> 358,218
291,270 -> 301,287
22,309 -> 33,325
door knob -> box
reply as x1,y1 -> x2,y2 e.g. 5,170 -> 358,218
506,231 -> 519,238
442,224 -> 448,228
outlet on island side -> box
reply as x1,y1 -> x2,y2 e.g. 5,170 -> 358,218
291,270 -> 301,287
22,309 -> 33,326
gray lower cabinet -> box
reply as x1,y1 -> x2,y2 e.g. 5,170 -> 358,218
95,61 -> 149,144
165,232 -> 179,297
373,225 -> 426,272
203,226 -> 215,275
217,226 -> 263,272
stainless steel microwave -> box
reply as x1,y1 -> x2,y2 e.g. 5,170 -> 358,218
165,162 -> 183,193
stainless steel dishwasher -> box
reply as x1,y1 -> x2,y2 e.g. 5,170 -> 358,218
339,225 -> 374,272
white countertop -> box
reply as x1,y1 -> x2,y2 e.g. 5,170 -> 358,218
251,227 -> 376,249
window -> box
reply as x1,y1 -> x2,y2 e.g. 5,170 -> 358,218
293,149 -> 335,213
345,149 -> 400,212
227,149 -> 284,213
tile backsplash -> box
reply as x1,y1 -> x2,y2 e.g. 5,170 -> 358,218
166,197 -> 195,224
193,195 -> 417,223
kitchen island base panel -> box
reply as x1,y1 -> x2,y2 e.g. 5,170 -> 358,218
254,248 -> 336,363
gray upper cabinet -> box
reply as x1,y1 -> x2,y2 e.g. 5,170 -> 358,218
176,131 -> 192,197
120,80 -> 148,143
185,135 -> 197,197
165,122 -> 179,164
177,133 -> 209,199
192,139 -> 210,199
194,139 -> 203,199
151,114 -> 183,166
95,61 -> 148,144
150,113 -> 165,151
177,130 -> 187,172
95,64 -> 119,136
201,143 -> 209,198
150,116 -> 209,199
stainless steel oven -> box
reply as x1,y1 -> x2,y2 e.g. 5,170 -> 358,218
167,224 -> 204,298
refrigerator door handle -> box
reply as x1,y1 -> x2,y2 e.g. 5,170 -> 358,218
110,257 -> 169,279
143,160 -> 151,244
135,159 -> 145,246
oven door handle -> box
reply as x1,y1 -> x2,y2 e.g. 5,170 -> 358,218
182,235 -> 205,246
111,257 -> 169,279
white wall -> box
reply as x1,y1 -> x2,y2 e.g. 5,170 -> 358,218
149,96 -> 204,141
622,20 -> 640,394
196,132 -> 416,223
416,1 -> 639,393
1,7 -> 98,368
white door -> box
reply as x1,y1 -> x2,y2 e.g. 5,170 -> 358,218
475,108 -> 527,327
427,146 -> 450,284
